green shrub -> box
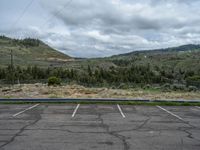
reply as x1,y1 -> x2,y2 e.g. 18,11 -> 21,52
187,75 -> 200,81
162,83 -> 171,88
171,84 -> 186,91
188,86 -> 198,92
118,83 -> 129,89
186,76 -> 200,88
48,76 -> 61,86
144,84 -> 151,89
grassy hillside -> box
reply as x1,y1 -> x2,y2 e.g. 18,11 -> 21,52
60,44 -> 200,74
0,35 -> 72,67
108,44 -> 200,72
54,44 -> 200,89
2,35 -> 199,73
114,44 -> 200,57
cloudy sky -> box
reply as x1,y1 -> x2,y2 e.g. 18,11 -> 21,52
0,0 -> 200,57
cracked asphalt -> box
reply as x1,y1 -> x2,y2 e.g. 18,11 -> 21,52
0,104 -> 200,150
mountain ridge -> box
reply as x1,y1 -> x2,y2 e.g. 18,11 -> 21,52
111,44 -> 200,58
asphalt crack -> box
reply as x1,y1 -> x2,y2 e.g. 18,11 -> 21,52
0,109 -> 42,149
95,105 -> 130,150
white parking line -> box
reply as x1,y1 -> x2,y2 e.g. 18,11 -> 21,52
13,104 -> 40,117
117,104 -> 126,118
72,104 -> 80,118
195,106 -> 200,109
156,105 -> 184,121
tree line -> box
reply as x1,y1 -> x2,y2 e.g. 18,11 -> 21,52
0,65 -> 199,88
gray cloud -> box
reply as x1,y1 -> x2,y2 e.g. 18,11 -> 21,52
1,0 -> 200,57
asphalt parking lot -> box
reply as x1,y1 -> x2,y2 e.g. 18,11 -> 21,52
0,104 -> 200,150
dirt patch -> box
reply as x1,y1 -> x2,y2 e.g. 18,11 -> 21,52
0,83 -> 200,100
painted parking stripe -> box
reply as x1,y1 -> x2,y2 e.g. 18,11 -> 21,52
195,106 -> 200,109
72,104 -> 80,118
13,104 -> 39,117
156,105 -> 184,121
117,104 -> 126,118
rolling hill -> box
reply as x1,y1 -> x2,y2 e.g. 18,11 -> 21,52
45,44 -> 200,75
0,35 -> 200,75
0,35 -> 72,67
107,44 -> 200,73
113,44 -> 200,57
0,36 -> 199,88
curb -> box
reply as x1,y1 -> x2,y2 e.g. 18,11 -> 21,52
0,98 -> 200,103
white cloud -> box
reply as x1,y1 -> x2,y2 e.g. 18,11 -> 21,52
1,0 -> 200,57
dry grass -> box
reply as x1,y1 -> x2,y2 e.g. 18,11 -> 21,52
0,83 -> 200,100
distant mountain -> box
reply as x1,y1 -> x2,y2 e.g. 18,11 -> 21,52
0,35 -> 73,67
112,44 -> 200,57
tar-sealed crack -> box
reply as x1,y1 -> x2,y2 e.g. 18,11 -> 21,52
65,105 -> 152,150
95,105 -> 130,150
69,105 -> 130,150
98,112 -> 151,150
178,127 -> 200,143
2,105 -> 199,150
175,117 -> 200,143
0,109 -> 42,149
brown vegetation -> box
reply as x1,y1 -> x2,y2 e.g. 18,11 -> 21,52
0,84 -> 200,100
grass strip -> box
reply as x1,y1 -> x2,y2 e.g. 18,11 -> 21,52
0,101 -> 200,106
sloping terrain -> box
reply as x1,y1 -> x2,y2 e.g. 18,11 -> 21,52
108,44 -> 200,72
0,36 -> 72,67
59,44 -> 200,73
